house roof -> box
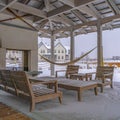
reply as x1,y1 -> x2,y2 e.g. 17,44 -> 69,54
38,41 -> 50,49
39,41 -> 70,52
0,0 -> 120,38
55,42 -> 66,49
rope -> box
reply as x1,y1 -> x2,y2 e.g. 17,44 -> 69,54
39,47 -> 96,66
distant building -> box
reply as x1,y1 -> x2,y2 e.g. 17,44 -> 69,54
112,56 -> 120,60
38,41 -> 51,61
6,50 -> 22,61
38,41 -> 70,61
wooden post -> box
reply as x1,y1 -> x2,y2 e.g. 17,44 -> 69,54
97,20 -> 103,66
23,50 -> 29,71
50,33 -> 55,76
70,28 -> 75,61
0,48 -> 6,68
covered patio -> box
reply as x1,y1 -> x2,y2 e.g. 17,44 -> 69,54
0,0 -> 120,119
0,81 -> 120,120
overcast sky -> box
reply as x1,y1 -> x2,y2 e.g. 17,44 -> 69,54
38,28 -> 120,59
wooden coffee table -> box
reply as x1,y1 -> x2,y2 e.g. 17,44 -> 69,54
30,77 -> 98,101
70,72 -> 96,81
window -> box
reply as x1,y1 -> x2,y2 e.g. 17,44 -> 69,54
58,56 -> 60,59
62,56 -> 64,59
48,49 -> 50,53
58,50 -> 60,53
62,50 -> 64,53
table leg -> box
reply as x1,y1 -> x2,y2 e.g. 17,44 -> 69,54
77,89 -> 82,101
94,86 -> 98,95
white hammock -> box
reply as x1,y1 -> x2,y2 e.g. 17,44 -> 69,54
39,47 -> 96,66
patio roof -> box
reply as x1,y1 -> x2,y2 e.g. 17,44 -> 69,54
0,0 -> 120,38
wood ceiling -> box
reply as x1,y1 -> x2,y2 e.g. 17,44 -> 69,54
0,0 -> 120,38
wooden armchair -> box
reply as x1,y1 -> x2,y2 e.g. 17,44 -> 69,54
95,66 -> 114,92
0,70 -> 18,95
55,65 -> 79,78
10,71 -> 62,112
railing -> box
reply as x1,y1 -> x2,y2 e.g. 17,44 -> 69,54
6,67 -> 24,71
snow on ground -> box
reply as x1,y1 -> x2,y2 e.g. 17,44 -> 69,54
38,62 -> 120,82
0,62 -> 120,120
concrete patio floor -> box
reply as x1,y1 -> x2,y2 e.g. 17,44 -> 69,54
0,82 -> 120,120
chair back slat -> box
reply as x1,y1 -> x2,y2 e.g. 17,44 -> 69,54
10,71 -> 31,95
65,65 -> 79,78
1,70 -> 15,88
96,66 -> 114,80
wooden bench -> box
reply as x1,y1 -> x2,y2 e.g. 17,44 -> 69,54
0,70 -> 62,112
55,65 -> 79,78
94,66 -> 114,92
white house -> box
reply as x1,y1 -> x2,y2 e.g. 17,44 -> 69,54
38,41 -> 70,61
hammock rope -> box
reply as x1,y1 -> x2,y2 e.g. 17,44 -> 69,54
39,47 -> 96,66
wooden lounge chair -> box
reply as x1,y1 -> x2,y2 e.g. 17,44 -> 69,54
55,65 -> 79,78
94,66 -> 114,92
10,71 -> 62,112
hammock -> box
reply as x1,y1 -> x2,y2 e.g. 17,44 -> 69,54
39,47 -> 96,66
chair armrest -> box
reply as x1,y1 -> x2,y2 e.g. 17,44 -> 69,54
55,70 -> 66,77
103,72 -> 113,77
101,72 -> 113,83
103,72 -> 113,79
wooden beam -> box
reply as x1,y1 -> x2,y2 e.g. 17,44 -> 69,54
60,14 -> 74,25
0,22 -> 37,31
44,0 -> 54,12
74,0 -> 96,7
90,26 -> 97,31
51,16 -> 70,26
78,6 -> 97,18
0,0 -> 6,6
6,8 -> 38,31
11,2 -> 47,18
105,22 -> 113,30
0,0 -> 17,12
88,3 -> 102,18
0,14 -> 30,22
38,28 -> 51,34
72,9 -> 88,22
53,14 -> 120,34
79,28 -> 87,34
47,0 -> 97,18
59,0 -> 75,7
47,5 -> 72,18
39,19 -> 49,28
107,0 -> 120,14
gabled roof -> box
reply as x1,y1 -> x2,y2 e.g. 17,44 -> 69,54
39,41 -> 70,52
0,0 -> 120,38
38,41 -> 50,49
55,42 -> 66,49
